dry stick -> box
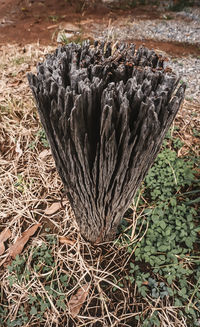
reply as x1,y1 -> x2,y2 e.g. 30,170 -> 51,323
120,220 -> 150,272
65,272 -> 89,298
167,159 -> 178,185
34,273 -> 60,316
96,283 -> 113,326
95,275 -> 128,294
188,275 -> 200,308
131,189 -> 143,241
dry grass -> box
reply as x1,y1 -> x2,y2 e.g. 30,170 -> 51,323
0,43 -> 199,327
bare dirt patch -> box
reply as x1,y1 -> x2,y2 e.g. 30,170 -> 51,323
0,0 -> 200,57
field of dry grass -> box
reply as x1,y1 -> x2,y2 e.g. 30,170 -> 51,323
0,43 -> 199,327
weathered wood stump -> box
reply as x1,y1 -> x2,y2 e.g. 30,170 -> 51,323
28,41 -> 186,243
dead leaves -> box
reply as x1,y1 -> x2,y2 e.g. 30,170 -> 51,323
59,236 -> 76,246
68,284 -> 90,317
1,223 -> 88,318
9,223 -> 41,259
0,224 -> 41,264
0,228 -> 11,255
39,149 -> 51,159
45,200 -> 68,215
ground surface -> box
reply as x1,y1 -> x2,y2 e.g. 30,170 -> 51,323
1,0 -> 200,103
0,0 -> 199,56
0,1 -> 200,327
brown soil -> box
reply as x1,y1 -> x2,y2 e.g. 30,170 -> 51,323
127,39 -> 200,57
0,0 -> 199,57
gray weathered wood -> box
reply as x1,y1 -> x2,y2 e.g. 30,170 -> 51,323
28,41 -> 186,243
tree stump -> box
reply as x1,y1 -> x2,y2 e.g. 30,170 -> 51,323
28,41 -> 186,243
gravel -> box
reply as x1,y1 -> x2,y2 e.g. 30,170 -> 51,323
91,7 -> 200,102
168,57 -> 200,102
93,8 -> 200,45
175,7 -> 200,22
114,19 -> 200,45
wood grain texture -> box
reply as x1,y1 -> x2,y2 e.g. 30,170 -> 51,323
28,41 -> 186,243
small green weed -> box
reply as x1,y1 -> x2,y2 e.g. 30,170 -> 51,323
162,14 -> 173,20
180,79 -> 187,88
1,234 -> 72,326
29,128 -> 49,150
119,131 -> 200,326
144,148 -> 194,201
0,104 -> 10,113
59,32 -> 70,45
48,15 -> 59,23
59,32 -> 84,45
193,128 -> 200,138
185,96 -> 194,102
14,174 -> 26,193
12,57 -> 25,65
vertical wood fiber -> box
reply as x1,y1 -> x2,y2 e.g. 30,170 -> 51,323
28,41 -> 185,242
